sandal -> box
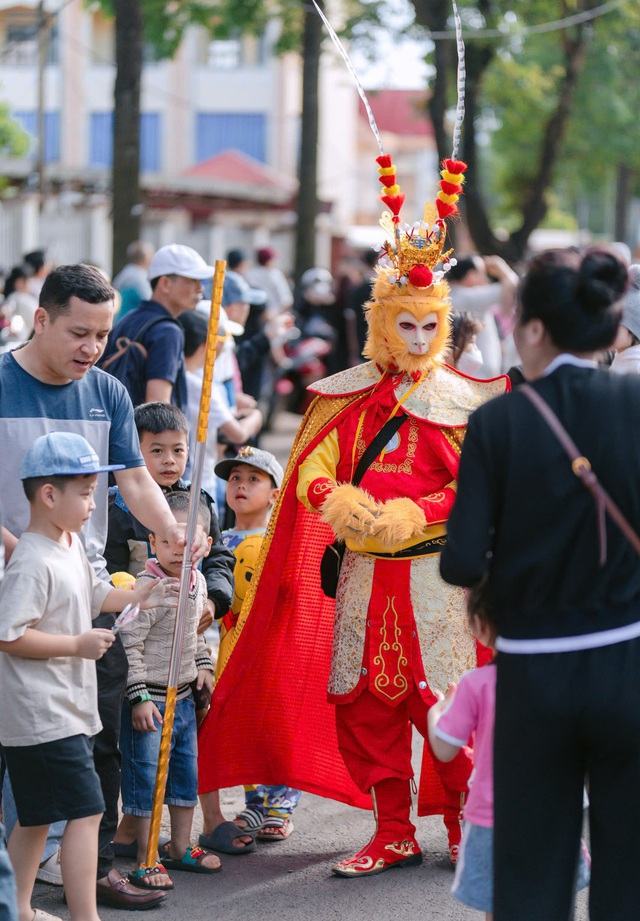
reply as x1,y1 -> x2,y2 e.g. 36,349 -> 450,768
256,816 -> 294,842
198,821 -> 256,855
161,845 -> 221,875
233,805 -> 264,835
128,863 -> 174,891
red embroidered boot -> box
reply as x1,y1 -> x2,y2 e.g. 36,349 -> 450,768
332,778 -> 422,877
443,792 -> 466,865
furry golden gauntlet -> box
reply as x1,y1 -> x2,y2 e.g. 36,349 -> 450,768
371,498 -> 427,547
320,483 -> 379,546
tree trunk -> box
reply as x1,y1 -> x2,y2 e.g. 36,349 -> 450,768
112,0 -> 143,278
293,1 -> 322,289
507,28 -> 590,260
419,0 -> 450,163
614,162 -> 630,244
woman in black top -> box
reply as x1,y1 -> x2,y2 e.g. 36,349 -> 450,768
440,248 -> 636,921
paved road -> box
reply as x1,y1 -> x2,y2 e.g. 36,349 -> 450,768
33,765 -> 589,921
33,412 -> 589,921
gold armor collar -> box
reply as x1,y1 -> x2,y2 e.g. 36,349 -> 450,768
308,362 -> 508,427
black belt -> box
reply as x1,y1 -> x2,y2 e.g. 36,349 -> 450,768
366,535 -> 447,559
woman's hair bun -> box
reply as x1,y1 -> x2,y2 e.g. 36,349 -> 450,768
576,247 -> 629,315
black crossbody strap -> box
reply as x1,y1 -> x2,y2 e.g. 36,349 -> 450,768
352,413 -> 407,487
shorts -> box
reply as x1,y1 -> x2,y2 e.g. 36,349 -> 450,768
452,822 -> 494,913
3,734 -> 104,827
452,821 -> 591,913
120,696 -> 198,816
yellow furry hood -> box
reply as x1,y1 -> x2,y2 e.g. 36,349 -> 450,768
362,269 -> 451,376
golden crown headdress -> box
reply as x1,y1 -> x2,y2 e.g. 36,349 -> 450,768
374,155 -> 467,290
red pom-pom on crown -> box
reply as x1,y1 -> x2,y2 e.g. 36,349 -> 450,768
443,158 -> 468,175
381,194 -> 406,216
408,264 -> 433,288
436,200 -> 458,220
439,180 -> 463,197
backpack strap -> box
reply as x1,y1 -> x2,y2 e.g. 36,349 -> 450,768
101,314 -> 179,372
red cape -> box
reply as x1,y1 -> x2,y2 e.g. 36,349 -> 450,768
199,392 -> 372,809
199,366 -> 501,811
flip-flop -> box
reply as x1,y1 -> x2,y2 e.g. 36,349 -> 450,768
33,911 -> 63,921
198,821 -> 256,855
161,845 -> 222,875
256,816 -> 294,842
112,834 -> 171,859
233,805 -> 264,835
127,864 -> 174,891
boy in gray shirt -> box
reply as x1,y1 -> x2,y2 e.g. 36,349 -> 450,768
0,432 -> 177,921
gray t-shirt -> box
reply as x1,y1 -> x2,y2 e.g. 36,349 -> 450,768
0,352 -> 144,578
0,532 -> 111,746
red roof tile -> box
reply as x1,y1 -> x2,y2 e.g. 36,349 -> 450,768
359,89 -> 433,138
183,149 -> 293,191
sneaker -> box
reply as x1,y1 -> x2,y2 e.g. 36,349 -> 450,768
36,849 -> 63,886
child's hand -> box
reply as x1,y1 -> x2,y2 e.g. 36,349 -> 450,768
132,700 -> 163,732
76,629 -> 116,660
428,683 -> 457,721
133,576 -> 180,610
196,668 -> 214,698
197,601 -> 215,635
164,521 -> 211,567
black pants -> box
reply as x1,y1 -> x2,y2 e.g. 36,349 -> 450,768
494,637 -> 640,921
93,612 -> 129,879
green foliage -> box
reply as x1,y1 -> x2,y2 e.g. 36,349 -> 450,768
89,0 -> 386,59
420,0 -> 640,232
0,101 -> 30,159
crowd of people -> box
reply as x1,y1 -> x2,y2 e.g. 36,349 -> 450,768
0,232 -> 638,921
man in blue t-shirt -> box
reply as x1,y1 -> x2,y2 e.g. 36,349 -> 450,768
0,263 -> 210,910
101,244 -> 215,408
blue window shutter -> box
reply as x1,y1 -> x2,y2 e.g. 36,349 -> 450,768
13,111 -> 37,136
14,111 -> 59,162
44,112 -> 59,163
195,113 -> 266,163
90,112 -> 161,171
140,113 -> 160,172
90,112 -> 113,168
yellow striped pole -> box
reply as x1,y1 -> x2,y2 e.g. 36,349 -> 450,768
143,260 -> 226,871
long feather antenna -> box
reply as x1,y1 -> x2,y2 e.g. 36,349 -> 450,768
310,0 -> 384,157
450,0 -> 466,161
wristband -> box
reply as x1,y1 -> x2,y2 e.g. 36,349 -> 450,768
129,692 -> 153,708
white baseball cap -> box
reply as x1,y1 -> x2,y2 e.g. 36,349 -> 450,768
195,302 -> 245,336
148,244 -> 215,281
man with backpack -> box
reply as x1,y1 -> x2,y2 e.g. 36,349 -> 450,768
100,244 -> 215,407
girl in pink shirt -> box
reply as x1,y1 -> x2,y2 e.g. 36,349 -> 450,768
428,612 -> 590,920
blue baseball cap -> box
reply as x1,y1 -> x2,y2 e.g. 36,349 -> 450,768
222,270 -> 267,308
20,432 -> 126,479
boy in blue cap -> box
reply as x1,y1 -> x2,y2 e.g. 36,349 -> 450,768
0,432 -> 177,921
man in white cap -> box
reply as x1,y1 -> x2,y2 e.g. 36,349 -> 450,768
101,244 -> 215,407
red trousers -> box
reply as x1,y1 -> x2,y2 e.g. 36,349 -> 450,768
335,685 -> 471,811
